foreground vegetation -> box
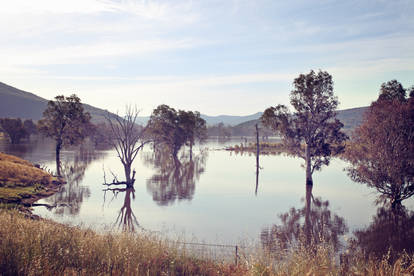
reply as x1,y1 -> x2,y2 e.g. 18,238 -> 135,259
0,210 -> 413,275
0,152 -> 61,205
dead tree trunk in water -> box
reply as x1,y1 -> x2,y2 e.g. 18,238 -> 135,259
106,106 -> 150,187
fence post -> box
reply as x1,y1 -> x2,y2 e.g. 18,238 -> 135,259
235,245 -> 238,265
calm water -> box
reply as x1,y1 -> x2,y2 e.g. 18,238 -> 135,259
2,138 -> 414,249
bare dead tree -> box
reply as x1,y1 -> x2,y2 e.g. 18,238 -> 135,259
105,105 -> 150,187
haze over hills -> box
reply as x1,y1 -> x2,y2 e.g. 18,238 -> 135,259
229,106 -> 367,137
0,82 -> 114,123
135,112 -> 264,126
0,81 -> 367,132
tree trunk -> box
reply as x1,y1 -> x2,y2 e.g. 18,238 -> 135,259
189,142 -> 193,161
305,184 -> 313,246
173,145 -> 179,159
305,143 -> 313,186
124,165 -> 132,187
255,162 -> 259,196
255,124 -> 260,196
391,197 -> 402,210
56,140 -> 62,176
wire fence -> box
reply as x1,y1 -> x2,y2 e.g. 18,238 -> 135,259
175,241 -> 246,265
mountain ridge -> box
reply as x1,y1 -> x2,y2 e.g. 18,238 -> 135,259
0,82 -> 115,123
0,81 -> 367,130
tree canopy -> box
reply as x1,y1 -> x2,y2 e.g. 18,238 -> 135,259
0,118 -> 28,144
146,105 -> 207,158
345,80 -> 414,208
23,119 -> 37,136
38,94 -> 91,176
261,70 -> 347,186
378,79 -> 406,102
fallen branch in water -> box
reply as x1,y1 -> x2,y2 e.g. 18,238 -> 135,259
102,169 -> 136,187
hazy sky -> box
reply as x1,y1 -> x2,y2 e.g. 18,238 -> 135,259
1,0 -> 413,116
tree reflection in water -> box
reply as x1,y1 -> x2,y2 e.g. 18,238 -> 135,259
45,147 -> 100,216
144,147 -> 208,206
350,206 -> 414,261
103,187 -> 140,232
261,185 -> 348,254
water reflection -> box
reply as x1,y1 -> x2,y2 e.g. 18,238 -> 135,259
45,148 -> 101,216
350,206 -> 414,261
104,187 -> 140,232
0,137 -> 55,164
261,185 -> 348,253
144,148 -> 208,206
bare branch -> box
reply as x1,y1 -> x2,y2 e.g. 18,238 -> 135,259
105,105 -> 151,186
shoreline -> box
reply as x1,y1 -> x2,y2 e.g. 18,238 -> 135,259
0,152 -> 66,214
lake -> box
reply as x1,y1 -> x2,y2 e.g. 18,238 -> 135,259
2,138 -> 414,251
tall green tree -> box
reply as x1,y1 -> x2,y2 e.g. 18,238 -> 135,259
178,110 -> 207,158
378,79 -> 406,102
261,70 -> 347,186
23,119 -> 38,137
147,105 -> 184,158
147,105 -> 207,158
38,95 -> 91,176
345,80 -> 414,209
0,118 -> 28,144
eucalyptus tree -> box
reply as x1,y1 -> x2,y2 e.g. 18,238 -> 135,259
261,70 -> 347,186
0,118 -> 28,144
345,80 -> 414,209
146,105 -> 207,159
178,110 -> 207,158
146,105 -> 184,158
38,94 -> 91,176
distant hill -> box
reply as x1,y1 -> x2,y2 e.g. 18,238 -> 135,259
0,81 -> 368,132
228,106 -> 368,137
0,82 -> 113,123
0,82 -> 48,121
336,106 -> 367,133
201,112 -> 263,126
136,112 -> 263,126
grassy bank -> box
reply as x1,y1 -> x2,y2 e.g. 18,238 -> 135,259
0,210 -> 246,276
0,210 -> 413,275
0,152 -> 62,205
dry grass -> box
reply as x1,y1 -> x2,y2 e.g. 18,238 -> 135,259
0,210 -> 247,275
0,210 -> 413,276
0,152 -> 60,204
0,152 -> 54,187
246,244 -> 414,276
0,152 -> 33,167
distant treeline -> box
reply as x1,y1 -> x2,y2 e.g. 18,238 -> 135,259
0,117 -> 113,147
207,121 -> 274,138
